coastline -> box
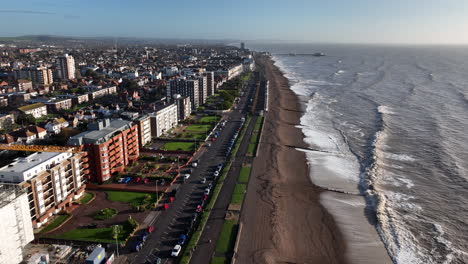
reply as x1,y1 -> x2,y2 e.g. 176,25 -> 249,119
236,56 -> 347,263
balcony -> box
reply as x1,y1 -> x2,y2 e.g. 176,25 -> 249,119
81,157 -> 89,163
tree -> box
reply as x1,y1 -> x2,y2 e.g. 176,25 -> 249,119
16,114 -> 36,126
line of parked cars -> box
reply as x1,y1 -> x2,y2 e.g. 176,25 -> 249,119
118,176 -> 151,184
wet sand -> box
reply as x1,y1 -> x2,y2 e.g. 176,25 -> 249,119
236,56 -> 347,264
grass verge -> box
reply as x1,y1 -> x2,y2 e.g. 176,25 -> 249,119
78,192 -> 94,204
215,220 -> 238,254
238,167 -> 251,183
48,220 -> 135,243
230,184 -> 246,205
210,257 -> 228,264
39,214 -> 70,233
162,141 -> 197,151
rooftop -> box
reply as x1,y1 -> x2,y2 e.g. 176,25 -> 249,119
68,119 -> 133,145
18,103 -> 46,111
0,152 -> 69,174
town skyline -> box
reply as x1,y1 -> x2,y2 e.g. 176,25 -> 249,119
1,0 -> 468,44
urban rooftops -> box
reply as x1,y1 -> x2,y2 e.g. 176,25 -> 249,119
67,118 -> 133,145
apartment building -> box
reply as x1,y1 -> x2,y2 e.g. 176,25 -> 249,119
56,54 -> 76,80
18,103 -> 48,118
68,119 -> 139,183
87,86 -> 117,100
197,75 -> 208,105
15,66 -> 53,85
203,71 -> 215,96
166,78 -> 199,110
45,98 -> 73,112
174,95 -> 192,121
0,184 -> 35,264
17,80 -> 33,91
136,115 -> 152,148
150,104 -> 178,138
0,152 -> 87,229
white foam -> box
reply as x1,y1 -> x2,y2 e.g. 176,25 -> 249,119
378,105 -> 396,115
384,153 -> 416,162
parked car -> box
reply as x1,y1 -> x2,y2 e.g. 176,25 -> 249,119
132,241 -> 144,252
154,258 -> 162,264
214,171 -> 219,177
171,245 -> 182,257
201,177 -> 206,184
208,183 -> 213,189
218,163 -> 223,170
143,178 -> 149,184
203,194 -> 208,200
196,205 -> 203,213
183,174 -> 190,181
204,188 -> 210,195
123,177 -> 132,183
178,234 -> 187,245
135,177 -> 141,183
147,226 -> 155,233
192,162 -> 198,168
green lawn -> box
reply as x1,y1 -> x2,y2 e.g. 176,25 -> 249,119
185,124 -> 212,133
238,167 -> 251,183
49,221 -> 134,243
94,208 -> 118,220
78,192 -> 94,204
254,117 -> 264,131
162,141 -> 197,151
210,257 -> 228,264
198,116 -> 220,123
247,143 -> 256,155
106,191 -> 156,206
215,220 -> 239,254
250,132 -> 259,144
39,214 -> 70,233
180,133 -> 206,140
230,184 -> 247,205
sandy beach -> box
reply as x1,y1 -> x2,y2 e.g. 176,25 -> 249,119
236,56 -> 347,264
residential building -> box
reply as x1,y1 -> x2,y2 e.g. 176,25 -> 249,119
0,152 -> 87,229
45,98 -> 73,112
15,66 -> 53,85
197,76 -> 207,105
45,118 -> 69,134
136,115 -> 152,148
57,93 -> 89,106
18,103 -> 48,118
17,80 -> 33,91
174,94 -> 192,121
166,78 -> 199,110
68,119 -> 139,183
0,184 -> 35,264
149,104 -> 178,138
5,126 -> 47,143
87,86 -> 117,100
8,92 -> 32,107
0,114 -> 15,130
56,54 -> 76,80
203,71 -> 215,96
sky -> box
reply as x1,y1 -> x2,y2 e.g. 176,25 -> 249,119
1,0 -> 468,44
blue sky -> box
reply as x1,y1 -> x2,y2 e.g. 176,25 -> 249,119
1,0 -> 467,44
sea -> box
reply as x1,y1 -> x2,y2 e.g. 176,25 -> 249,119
249,43 -> 468,264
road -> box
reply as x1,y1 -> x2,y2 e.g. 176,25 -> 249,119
188,72 -> 265,264
121,74 -> 258,264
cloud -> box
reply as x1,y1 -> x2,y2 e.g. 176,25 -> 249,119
0,9 -> 56,15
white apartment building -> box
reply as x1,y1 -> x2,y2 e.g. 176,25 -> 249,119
0,152 -> 87,228
0,185 -> 35,264
18,103 -> 48,118
150,104 -> 178,138
56,54 -> 76,80
136,115 -> 152,148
